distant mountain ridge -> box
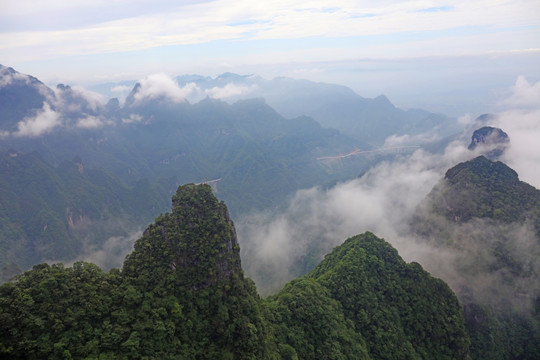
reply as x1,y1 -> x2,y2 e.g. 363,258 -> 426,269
173,72 -> 459,145
89,70 -> 459,145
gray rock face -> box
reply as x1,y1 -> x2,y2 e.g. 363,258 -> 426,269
468,126 -> 509,160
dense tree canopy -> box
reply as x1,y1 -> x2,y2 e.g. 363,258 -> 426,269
0,185 -> 472,359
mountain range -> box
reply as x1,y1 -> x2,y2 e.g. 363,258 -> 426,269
92,71 -> 459,146
0,64 -> 458,274
1,64 -> 539,358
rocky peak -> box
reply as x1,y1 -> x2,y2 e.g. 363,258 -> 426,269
468,126 -> 509,160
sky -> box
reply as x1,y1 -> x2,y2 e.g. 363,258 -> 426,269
1,0 -> 539,115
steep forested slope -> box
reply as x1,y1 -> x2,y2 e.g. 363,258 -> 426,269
273,233 -> 469,359
0,184 -> 273,359
0,151 -> 168,280
413,156 -> 540,359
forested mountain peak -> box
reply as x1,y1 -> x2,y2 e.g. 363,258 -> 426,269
468,126 -> 509,160
123,184 -> 243,288
268,232 -> 471,360
445,156 -> 518,186
412,157 -> 540,359
428,156 -> 540,223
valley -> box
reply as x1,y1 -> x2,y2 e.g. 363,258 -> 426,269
1,65 -> 539,359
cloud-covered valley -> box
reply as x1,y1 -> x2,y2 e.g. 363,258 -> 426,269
237,76 -> 540,306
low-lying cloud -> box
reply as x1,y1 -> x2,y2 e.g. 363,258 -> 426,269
76,230 -> 143,271
14,102 -> 61,137
494,78 -> 540,188
204,83 -> 257,100
132,73 -> 195,104
382,131 -> 441,147
237,76 -> 540,311
122,113 -> 143,124
0,65 -> 30,88
501,75 -> 540,109
76,115 -> 104,129
237,140 -> 475,294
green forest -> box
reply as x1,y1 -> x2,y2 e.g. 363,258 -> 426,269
1,184 -> 471,359
1,66 -> 540,358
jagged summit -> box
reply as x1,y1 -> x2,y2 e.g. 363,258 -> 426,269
0,65 -> 54,130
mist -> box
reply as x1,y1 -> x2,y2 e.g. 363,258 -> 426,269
237,140 -> 475,294
237,76 -> 540,311
74,230 -> 143,271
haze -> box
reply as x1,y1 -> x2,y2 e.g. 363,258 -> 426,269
1,0 -> 539,116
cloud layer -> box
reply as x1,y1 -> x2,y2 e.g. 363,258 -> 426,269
2,1 -> 539,64
237,76 -> 540,301
14,103 -> 61,137
495,77 -> 540,188
237,141 -> 475,294
132,73 -> 194,104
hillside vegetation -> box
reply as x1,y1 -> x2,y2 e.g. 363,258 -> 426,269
0,185 -> 470,359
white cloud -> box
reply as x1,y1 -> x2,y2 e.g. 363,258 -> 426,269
481,76 -> 540,188
76,115 -> 103,129
76,230 -> 143,271
457,113 -> 474,126
111,85 -> 131,93
495,107 -> 540,189
14,102 -> 61,137
122,113 -> 143,124
132,74 -> 195,104
501,76 -> 540,108
1,0 -> 539,63
238,140 -> 474,294
205,83 -> 257,99
0,66 -> 30,87
71,86 -> 104,111
52,85 -> 104,113
383,132 -> 441,147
